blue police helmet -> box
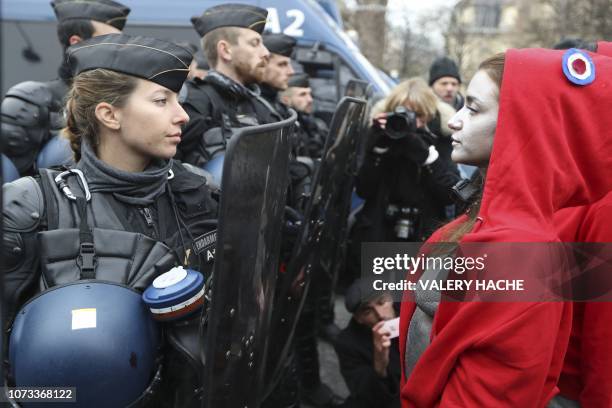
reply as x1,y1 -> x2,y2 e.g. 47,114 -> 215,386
201,153 -> 224,187
36,134 -> 74,169
9,281 -> 161,408
2,154 -> 20,183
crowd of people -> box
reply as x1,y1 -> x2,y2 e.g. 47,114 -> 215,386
1,0 -> 611,407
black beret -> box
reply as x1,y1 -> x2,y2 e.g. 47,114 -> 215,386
51,0 -> 130,30
191,4 -> 268,38
345,278 -> 385,314
66,34 -> 193,93
428,56 -> 461,86
288,73 -> 310,88
262,33 -> 297,57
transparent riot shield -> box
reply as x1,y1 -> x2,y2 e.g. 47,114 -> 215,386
204,112 -> 296,408
264,97 -> 367,395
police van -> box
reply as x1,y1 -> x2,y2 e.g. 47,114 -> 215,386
1,0 -> 393,122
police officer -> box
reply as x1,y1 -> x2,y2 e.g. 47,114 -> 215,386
281,73 -> 327,158
178,3 -> 277,166
259,33 -> 297,119
3,34 -> 217,407
0,0 -> 130,176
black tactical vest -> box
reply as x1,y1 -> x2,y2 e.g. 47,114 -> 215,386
36,163 -> 217,292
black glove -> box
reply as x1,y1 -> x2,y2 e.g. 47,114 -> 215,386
393,131 -> 431,165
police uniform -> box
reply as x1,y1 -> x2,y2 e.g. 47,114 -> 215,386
0,0 -> 130,176
3,34 -> 217,408
177,4 -> 279,167
260,33 -> 298,119
287,73 -> 327,159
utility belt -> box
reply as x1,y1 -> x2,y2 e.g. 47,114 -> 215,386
385,203 -> 421,241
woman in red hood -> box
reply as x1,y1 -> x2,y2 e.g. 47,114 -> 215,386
553,40 -> 612,408
399,47 -> 612,407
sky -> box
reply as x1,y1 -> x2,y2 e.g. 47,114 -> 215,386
387,0 -> 460,47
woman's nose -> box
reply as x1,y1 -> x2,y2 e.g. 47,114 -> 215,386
448,112 -> 463,131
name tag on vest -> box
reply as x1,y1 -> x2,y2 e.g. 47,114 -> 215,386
193,229 -> 217,255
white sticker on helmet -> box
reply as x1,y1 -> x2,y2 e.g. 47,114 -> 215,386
71,308 -> 97,330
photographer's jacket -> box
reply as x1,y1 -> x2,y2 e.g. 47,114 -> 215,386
354,119 -> 460,243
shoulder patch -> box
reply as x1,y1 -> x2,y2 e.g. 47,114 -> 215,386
3,176 -> 45,232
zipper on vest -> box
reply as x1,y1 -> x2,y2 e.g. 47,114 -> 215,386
140,207 -> 158,239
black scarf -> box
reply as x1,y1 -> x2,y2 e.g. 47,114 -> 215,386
205,70 -> 261,100
77,141 -> 173,206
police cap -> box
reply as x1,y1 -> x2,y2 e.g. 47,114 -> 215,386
288,73 -> 310,88
51,0 -> 130,30
191,4 -> 268,37
66,33 -> 193,93
262,33 -> 297,57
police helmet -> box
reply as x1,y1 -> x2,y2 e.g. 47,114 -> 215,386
1,81 -> 58,174
9,281 -> 161,408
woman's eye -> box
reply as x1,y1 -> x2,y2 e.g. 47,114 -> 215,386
466,106 -> 478,114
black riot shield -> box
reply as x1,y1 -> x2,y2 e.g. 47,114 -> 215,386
264,97 -> 367,393
1,155 -> 4,387
204,112 -> 296,408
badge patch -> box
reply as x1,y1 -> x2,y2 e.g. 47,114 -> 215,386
193,229 -> 217,255
562,48 -> 595,85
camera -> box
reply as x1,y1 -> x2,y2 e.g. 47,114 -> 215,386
385,204 -> 421,240
384,106 -> 418,139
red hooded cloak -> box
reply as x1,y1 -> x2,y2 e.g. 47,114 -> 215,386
399,48 -> 612,407
553,41 -> 612,407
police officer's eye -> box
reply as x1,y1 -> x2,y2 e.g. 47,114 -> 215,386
154,98 -> 167,105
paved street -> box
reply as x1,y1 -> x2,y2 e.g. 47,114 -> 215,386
303,296 -> 351,407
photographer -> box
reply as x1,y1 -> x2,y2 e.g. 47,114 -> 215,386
350,78 -> 460,250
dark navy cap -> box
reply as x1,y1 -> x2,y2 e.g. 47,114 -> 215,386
191,3 -> 268,37
67,33 -> 193,93
262,33 -> 297,57
51,0 -> 130,30
345,278 -> 386,314
288,73 -> 310,88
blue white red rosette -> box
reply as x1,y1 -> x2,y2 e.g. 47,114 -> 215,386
562,48 -> 595,85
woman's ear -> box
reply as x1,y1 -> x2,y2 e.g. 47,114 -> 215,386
94,102 -> 121,131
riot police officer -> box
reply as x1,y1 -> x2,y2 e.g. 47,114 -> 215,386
259,33 -> 297,119
281,73 -> 327,158
177,3 -> 278,167
0,0 -> 130,177
3,34 -> 217,407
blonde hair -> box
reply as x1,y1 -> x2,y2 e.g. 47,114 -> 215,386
64,69 -> 137,161
372,77 -> 438,122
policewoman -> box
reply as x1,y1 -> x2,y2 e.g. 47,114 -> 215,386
3,34 -> 218,407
